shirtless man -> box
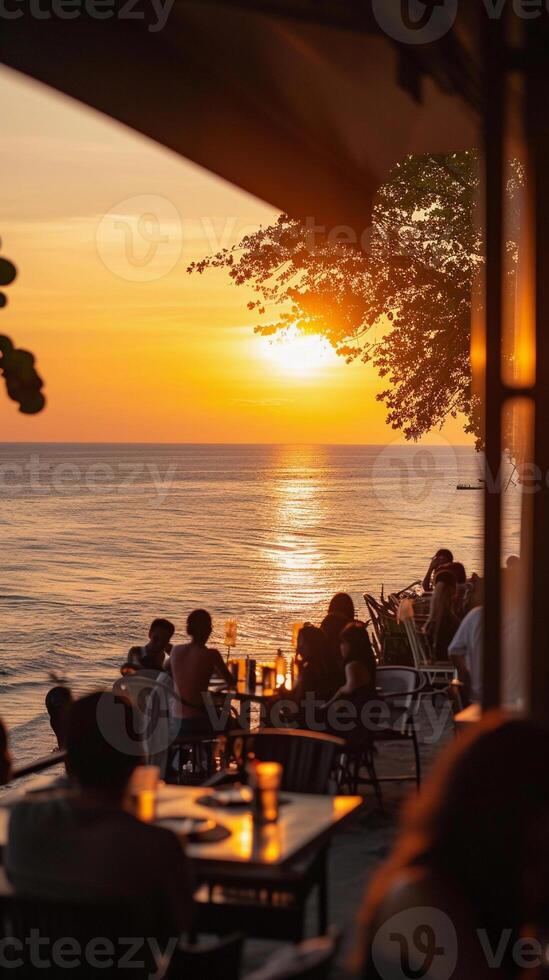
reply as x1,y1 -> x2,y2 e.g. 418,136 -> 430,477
127,618 -> 175,673
170,609 -> 234,732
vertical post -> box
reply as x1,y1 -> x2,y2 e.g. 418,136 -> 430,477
525,20 -> 549,720
482,15 -> 505,710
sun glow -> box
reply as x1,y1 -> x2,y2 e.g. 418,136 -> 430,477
258,325 -> 337,377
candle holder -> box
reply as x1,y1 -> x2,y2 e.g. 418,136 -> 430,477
249,761 -> 282,824
224,618 -> 237,660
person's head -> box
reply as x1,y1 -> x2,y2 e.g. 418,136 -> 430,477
45,686 -> 73,749
45,685 -> 73,717
148,618 -> 175,651
320,613 -> 347,653
433,568 -> 457,592
507,554 -> 520,568
66,691 -> 139,804
0,719 -> 12,785
187,609 -> 212,645
358,715 -> 549,962
339,623 -> 376,675
433,548 -> 453,566
328,592 -> 355,622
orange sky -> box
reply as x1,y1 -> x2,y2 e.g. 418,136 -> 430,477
1,66 -> 471,445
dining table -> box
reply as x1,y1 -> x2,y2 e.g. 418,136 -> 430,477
0,775 -> 362,940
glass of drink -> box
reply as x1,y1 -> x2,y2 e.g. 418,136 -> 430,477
249,761 -> 282,824
130,765 -> 160,822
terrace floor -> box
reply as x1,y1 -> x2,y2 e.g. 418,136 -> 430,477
242,702 -> 455,976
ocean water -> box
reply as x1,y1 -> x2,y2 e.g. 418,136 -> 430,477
0,442 -> 521,766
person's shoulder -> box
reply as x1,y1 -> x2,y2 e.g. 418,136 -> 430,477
170,642 -> 190,658
9,793 -> 74,834
132,816 -> 187,860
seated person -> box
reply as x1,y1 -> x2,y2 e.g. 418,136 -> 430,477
45,685 -> 73,749
421,548 -> 453,591
424,571 -> 460,661
327,592 -> 355,623
127,617 -> 175,673
170,609 -> 234,734
0,719 -> 12,785
6,691 -> 192,935
289,625 -> 344,719
448,604 -> 483,704
322,623 -> 377,730
320,612 -> 347,661
355,716 -> 549,979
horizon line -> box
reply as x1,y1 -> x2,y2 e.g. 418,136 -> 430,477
0,439 -> 476,448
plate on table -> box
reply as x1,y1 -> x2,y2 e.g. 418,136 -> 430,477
155,816 -> 230,842
196,786 -> 254,808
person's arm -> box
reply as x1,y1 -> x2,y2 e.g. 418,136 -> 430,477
450,653 -> 471,703
211,649 -> 235,687
322,662 -> 363,711
127,646 -> 142,666
422,558 -> 435,592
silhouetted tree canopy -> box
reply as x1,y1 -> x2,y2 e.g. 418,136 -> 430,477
0,243 -> 45,415
189,150 -> 495,446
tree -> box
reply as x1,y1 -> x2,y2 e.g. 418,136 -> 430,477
0,242 -> 45,414
188,150 -> 489,445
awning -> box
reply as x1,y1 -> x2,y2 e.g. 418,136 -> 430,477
1,0 -> 480,232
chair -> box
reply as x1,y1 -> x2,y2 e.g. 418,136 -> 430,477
399,605 -> 455,688
336,667 -> 424,805
0,894 -> 172,979
373,666 -> 425,789
244,729 -> 345,794
166,932 -> 244,980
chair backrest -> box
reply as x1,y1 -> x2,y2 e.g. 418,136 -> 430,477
168,933 -> 244,980
376,666 -> 424,734
245,729 -> 344,794
1,895 -> 171,979
400,614 -> 428,669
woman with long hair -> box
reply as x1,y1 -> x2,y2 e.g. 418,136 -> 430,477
425,571 -> 459,661
356,715 -> 549,978
328,592 -> 355,623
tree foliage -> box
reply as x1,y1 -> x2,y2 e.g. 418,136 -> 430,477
0,244 -> 45,415
188,150 -> 490,445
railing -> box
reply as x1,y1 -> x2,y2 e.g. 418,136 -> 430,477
8,750 -> 66,783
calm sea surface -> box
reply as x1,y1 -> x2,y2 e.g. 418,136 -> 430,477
0,443 -> 520,765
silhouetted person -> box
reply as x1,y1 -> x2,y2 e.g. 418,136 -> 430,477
422,547 -> 453,591
45,685 -> 73,749
0,719 -> 12,785
320,612 -> 347,660
356,715 -> 549,978
425,575 -> 459,661
6,691 -> 192,932
328,592 -> 355,622
170,609 -> 234,734
323,623 -> 377,718
291,624 -> 344,708
127,618 -> 175,672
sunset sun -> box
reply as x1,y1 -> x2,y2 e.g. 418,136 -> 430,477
258,325 -> 337,377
